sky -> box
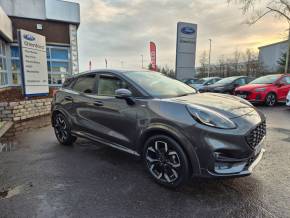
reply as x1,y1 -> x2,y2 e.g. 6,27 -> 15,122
72,0 -> 288,71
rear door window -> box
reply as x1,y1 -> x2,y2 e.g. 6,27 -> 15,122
72,74 -> 96,93
235,78 -> 247,86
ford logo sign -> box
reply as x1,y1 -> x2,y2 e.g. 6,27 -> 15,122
181,27 -> 195,35
23,34 -> 35,41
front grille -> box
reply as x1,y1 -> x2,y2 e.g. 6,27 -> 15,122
246,121 -> 266,148
235,90 -> 251,96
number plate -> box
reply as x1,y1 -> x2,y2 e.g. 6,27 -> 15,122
237,94 -> 247,99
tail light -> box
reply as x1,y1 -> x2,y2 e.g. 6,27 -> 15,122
52,89 -> 58,97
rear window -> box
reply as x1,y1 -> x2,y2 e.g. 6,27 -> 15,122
62,77 -> 75,88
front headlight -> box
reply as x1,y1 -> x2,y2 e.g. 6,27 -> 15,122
255,87 -> 266,92
186,105 -> 236,129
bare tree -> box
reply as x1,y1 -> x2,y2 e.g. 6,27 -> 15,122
232,49 -> 241,75
199,51 -> 209,78
228,0 -> 290,73
218,55 -> 226,77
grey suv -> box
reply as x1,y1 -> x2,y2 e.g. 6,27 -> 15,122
51,69 -> 266,188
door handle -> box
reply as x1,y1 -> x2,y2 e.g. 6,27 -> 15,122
93,101 -> 104,106
65,96 -> 73,101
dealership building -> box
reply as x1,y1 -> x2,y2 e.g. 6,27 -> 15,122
258,40 -> 288,72
0,0 -> 80,89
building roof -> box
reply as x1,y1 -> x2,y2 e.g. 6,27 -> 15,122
0,0 -> 80,25
258,40 -> 288,49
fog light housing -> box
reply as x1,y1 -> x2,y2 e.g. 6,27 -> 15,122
256,94 -> 261,100
214,162 -> 247,174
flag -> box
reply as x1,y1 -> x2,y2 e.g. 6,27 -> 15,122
150,42 -> 157,71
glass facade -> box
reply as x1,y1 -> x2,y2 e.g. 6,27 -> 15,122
10,45 -> 71,86
47,47 -> 70,85
0,39 -> 8,87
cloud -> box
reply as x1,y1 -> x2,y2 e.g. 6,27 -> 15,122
73,0 -> 288,71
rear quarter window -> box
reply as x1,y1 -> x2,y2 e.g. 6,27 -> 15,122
62,77 -> 75,89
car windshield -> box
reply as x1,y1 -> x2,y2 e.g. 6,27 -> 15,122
215,77 -> 238,84
250,75 -> 281,84
126,71 -> 197,98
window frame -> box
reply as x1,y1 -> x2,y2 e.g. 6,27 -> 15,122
0,39 -> 8,88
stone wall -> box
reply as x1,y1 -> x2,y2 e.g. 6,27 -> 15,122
0,98 -> 52,122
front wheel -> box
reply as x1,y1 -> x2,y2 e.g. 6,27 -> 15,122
143,135 -> 190,188
53,113 -> 76,146
265,93 -> 276,107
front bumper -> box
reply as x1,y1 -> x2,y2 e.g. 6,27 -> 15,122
235,91 -> 266,103
187,109 -> 266,178
286,95 -> 290,106
204,144 -> 266,178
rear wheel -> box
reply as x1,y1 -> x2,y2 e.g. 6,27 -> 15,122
143,135 -> 190,188
265,93 -> 276,107
53,113 -> 76,145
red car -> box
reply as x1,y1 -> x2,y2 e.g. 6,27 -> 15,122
235,74 -> 290,106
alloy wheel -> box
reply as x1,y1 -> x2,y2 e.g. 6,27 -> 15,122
266,93 -> 276,106
54,114 -> 69,143
145,140 -> 181,183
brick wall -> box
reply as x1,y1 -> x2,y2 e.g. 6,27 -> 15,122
0,98 -> 52,122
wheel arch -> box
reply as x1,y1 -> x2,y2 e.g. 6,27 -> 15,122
138,125 -> 201,176
51,108 -> 73,127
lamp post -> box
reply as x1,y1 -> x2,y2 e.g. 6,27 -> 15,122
141,54 -> 144,69
208,39 -> 212,78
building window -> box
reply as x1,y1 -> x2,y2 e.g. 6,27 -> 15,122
10,46 -> 21,85
10,45 -> 71,86
0,39 -> 8,87
47,47 -> 71,86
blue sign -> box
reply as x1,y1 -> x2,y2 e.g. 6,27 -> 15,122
181,26 -> 195,35
23,34 -> 36,41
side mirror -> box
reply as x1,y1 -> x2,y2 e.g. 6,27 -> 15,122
115,89 -> 135,105
115,88 -> 132,99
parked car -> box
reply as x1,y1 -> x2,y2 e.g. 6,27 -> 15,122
181,78 -> 201,87
235,74 -> 290,106
52,70 -> 266,188
190,77 -> 221,90
287,90 -> 290,107
199,76 -> 252,94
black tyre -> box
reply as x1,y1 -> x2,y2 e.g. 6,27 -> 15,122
265,93 -> 276,107
143,135 -> 190,188
53,113 -> 76,146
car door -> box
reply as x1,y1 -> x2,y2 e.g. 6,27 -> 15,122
67,73 -> 98,132
277,76 -> 290,101
81,72 -> 140,149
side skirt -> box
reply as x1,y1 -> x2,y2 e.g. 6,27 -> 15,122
71,131 -> 140,157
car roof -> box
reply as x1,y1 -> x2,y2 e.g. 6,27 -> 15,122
202,77 -> 220,80
71,68 -> 152,78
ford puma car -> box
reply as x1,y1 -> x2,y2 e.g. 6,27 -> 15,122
51,70 -> 266,188
235,74 -> 290,106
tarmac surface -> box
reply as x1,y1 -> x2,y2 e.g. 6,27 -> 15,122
0,106 -> 289,217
